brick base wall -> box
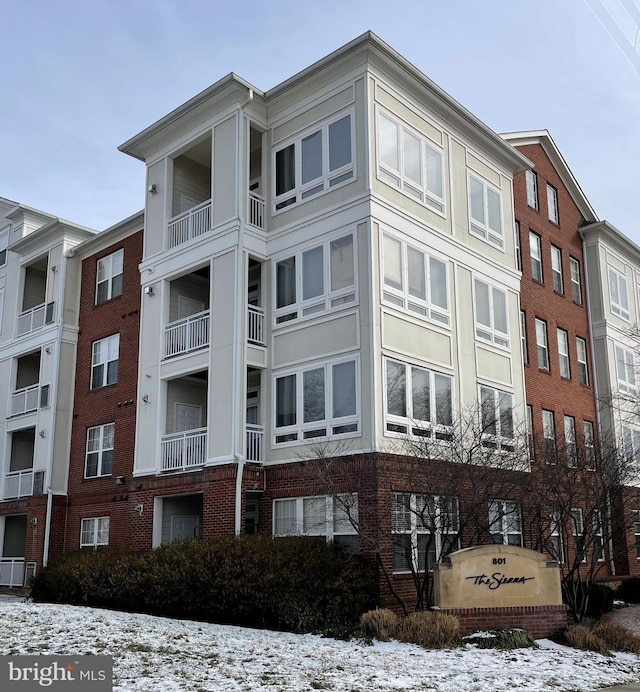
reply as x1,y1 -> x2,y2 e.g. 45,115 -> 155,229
440,605 -> 568,639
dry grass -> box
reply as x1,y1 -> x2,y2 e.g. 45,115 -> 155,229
565,625 -> 611,656
359,609 -> 399,642
594,623 -> 640,655
394,611 -> 459,649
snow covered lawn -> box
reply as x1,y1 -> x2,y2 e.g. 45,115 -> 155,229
0,600 -> 639,691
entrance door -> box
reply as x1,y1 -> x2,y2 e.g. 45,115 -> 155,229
175,404 -> 202,432
170,515 -> 201,542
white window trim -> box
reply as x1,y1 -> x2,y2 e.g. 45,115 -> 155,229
547,184 -> 559,223
535,318 -> 549,371
272,495 -> 358,543
391,492 -> 460,573
96,248 -> 124,305
576,337 -> 589,386
80,517 -> 109,548
272,109 -> 355,213
0,227 -> 9,268
91,334 -> 119,390
480,385 -> 515,452
550,509 -> 564,563
584,420 -> 596,470
473,278 -> 510,349
542,409 -> 557,465
570,257 -> 582,304
384,357 -> 453,439
489,500 -> 522,546
593,510 -> 605,563
376,108 -> 446,216
273,356 -> 359,446
273,231 -> 357,326
571,508 -> 586,563
623,426 -> 640,469
530,232 -> 543,283
609,267 -> 630,320
468,173 -> 504,249
551,245 -> 563,294
526,170 -> 538,210
564,415 -> 577,468
381,232 -> 449,327
615,344 -> 636,393
557,328 -> 570,379
633,510 -> 640,560
85,423 -> 115,478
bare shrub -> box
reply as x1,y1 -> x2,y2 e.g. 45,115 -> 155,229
565,624 -> 611,656
359,609 -> 399,642
395,611 -> 459,649
463,628 -> 538,650
594,623 -> 640,655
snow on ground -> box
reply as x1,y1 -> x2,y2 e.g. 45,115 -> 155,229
0,600 -> 639,691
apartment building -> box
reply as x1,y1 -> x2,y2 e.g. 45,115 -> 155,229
0,199 -> 95,585
115,32 -> 532,604
63,212 -> 143,553
581,220 -> 640,576
503,131 -> 608,572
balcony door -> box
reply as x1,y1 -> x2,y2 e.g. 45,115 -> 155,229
175,404 -> 202,432
170,515 -> 201,542
178,296 -> 205,319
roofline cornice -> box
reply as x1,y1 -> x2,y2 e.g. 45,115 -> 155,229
580,219 -> 640,263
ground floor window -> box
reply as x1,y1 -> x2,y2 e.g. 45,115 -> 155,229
488,500 -> 522,546
391,493 -> 459,572
80,517 -> 109,548
634,510 -> 640,559
273,494 -> 358,548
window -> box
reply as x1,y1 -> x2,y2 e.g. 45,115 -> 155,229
584,421 -> 596,470
564,415 -> 577,468
274,234 -> 355,324
391,493 -> 459,572
634,511 -> 640,559
85,423 -> 114,478
570,257 -> 582,304
96,249 -> 123,304
480,386 -> 514,451
549,509 -> 564,563
557,328 -> 570,379
526,404 -> 534,460
274,358 -> 358,443
468,174 -> 503,248
520,311 -> 528,364
525,170 -> 538,210
542,409 -> 556,464
274,112 -> 353,210
385,358 -> 452,437
623,426 -> 640,467
80,517 -> 109,548
551,245 -> 563,293
273,495 -> 358,548
489,500 -> 522,546
593,511 -> 604,562
616,345 -> 636,392
377,111 -> 444,213
576,337 -> 589,385
91,334 -> 119,389
547,184 -> 559,223
0,288 -> 4,333
609,267 -> 630,319
571,508 -> 586,563
0,226 -> 8,267
535,319 -> 549,371
382,234 -> 448,324
474,279 -> 509,347
515,221 -> 522,271
529,232 -> 543,283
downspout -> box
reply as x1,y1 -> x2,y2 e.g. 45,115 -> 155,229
581,231 -> 616,576
233,88 -> 254,535
42,488 -> 53,567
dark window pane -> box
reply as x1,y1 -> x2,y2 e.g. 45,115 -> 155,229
301,130 -> 322,184
329,115 -> 351,171
276,144 -> 295,196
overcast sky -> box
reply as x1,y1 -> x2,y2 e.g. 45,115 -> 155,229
1,0 -> 639,242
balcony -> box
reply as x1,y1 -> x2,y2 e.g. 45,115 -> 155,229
168,200 -> 212,248
4,469 -> 34,500
246,424 -> 264,462
248,191 -> 265,230
247,305 -> 265,346
161,428 -> 207,472
16,302 -> 54,337
164,310 -> 210,358
0,559 -> 24,587
10,384 -> 49,417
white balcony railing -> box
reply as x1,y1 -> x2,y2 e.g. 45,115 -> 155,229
248,191 -> 265,230
246,424 -> 264,462
168,199 -> 212,248
164,310 -> 210,358
0,559 -> 24,587
4,469 -> 34,500
10,384 -> 40,416
161,428 -> 207,472
247,305 -> 265,346
16,302 -> 54,336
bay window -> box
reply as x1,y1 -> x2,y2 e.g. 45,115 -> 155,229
469,174 -> 503,248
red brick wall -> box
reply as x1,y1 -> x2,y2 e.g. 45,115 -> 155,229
63,229 -> 143,556
441,605 -> 567,639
